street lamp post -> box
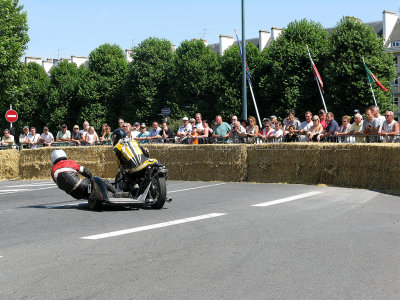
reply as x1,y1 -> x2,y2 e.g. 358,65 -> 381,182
241,0 -> 247,121
392,76 -> 400,121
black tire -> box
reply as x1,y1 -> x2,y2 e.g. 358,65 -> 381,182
88,197 -> 102,210
150,176 -> 166,209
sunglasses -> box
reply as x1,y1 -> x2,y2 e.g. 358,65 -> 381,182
385,115 -> 390,117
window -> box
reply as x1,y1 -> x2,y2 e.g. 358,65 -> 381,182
391,41 -> 400,47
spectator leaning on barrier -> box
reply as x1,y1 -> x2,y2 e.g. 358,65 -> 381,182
136,123 -> 150,144
230,115 -> 238,128
177,117 -> 192,142
259,121 -> 274,143
299,111 -> 313,142
363,108 -> 380,143
307,115 -> 324,142
212,115 -> 231,143
123,123 -> 132,139
131,122 -> 140,138
283,110 -> 301,134
318,112 -> 338,142
371,105 -> 386,133
245,116 -> 259,143
56,124 -> 71,142
284,125 -> 299,142
381,111 -> 399,143
27,127 -> 40,149
334,115 -> 351,143
229,120 -> 246,143
269,115 -> 277,129
149,121 -> 162,143
85,126 -> 99,146
198,120 -> 213,143
347,113 -> 364,143
195,113 -> 204,134
271,121 -> 283,142
161,122 -> 174,142
1,129 -> 15,148
319,109 -> 327,129
40,127 -> 54,147
71,125 -> 84,146
100,123 -> 108,138
80,121 -> 89,140
19,126 -> 30,147
101,126 -> 112,143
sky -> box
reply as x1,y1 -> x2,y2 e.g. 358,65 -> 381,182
20,0 -> 399,60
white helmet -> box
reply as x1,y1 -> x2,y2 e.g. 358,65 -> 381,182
50,149 -> 67,165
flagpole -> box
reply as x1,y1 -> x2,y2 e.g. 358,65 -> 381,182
234,28 -> 261,126
362,57 -> 378,107
306,45 -> 327,112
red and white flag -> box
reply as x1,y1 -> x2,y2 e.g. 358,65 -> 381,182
311,59 -> 324,94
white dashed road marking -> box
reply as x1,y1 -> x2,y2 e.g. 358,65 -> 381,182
252,191 -> 323,207
0,186 -> 57,195
168,183 -> 226,193
81,213 -> 227,240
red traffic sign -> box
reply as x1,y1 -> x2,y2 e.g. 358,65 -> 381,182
5,109 -> 18,123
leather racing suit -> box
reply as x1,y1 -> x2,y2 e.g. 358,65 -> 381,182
51,159 -> 92,199
113,137 -> 158,175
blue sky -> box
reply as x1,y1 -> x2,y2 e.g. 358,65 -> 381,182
20,0 -> 399,59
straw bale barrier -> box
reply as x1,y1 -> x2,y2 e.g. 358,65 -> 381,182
4,143 -> 400,193
0,149 -> 20,180
247,143 -> 400,193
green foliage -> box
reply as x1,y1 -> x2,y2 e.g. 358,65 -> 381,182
217,42 -> 261,120
325,17 -> 396,117
168,39 -> 221,120
124,37 -> 174,124
0,0 -> 29,130
258,19 -> 330,120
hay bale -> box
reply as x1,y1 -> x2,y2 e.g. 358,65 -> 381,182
0,150 -> 20,180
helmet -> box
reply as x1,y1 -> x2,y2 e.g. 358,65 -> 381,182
112,129 -> 126,146
50,149 -> 67,165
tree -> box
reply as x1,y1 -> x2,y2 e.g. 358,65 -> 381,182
168,39 -> 221,120
258,19 -> 330,120
13,62 -> 50,132
325,16 -> 396,116
124,37 -> 174,124
0,0 -> 29,129
216,42 -> 261,120
88,43 -> 127,125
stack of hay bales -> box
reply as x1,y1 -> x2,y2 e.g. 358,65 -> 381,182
147,144 -> 247,182
0,150 -> 20,180
19,146 -> 113,180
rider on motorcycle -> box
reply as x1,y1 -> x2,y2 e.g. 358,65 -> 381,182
51,149 -> 118,199
112,129 -> 158,177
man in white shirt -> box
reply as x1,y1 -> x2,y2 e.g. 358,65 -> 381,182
27,127 -> 41,149
299,111 -> 313,142
40,127 -> 54,147
177,117 -> 192,142
381,111 -> 399,142
19,126 -> 30,148
195,113 -> 204,134
149,121 -> 163,143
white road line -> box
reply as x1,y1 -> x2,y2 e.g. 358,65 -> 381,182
81,213 -> 227,240
169,183 -> 226,193
252,191 -> 323,207
0,186 -> 57,195
45,201 -> 86,208
2,183 -> 55,188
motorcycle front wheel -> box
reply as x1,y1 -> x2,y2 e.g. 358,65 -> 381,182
149,176 -> 166,209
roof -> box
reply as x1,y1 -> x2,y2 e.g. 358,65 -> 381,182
386,19 -> 400,47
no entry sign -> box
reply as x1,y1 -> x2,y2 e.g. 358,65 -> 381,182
5,109 -> 18,123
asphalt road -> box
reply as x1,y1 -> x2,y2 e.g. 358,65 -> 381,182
1,180 -> 400,299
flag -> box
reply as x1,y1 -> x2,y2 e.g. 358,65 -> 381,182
234,30 -> 252,87
363,62 -> 388,92
310,57 -> 324,94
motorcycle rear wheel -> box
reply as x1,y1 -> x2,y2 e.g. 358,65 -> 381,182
150,176 -> 166,209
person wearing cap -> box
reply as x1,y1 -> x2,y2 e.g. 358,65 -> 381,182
27,127 -> 41,149
135,123 -> 150,144
131,122 -> 140,138
40,127 -> 54,147
56,124 -> 71,142
71,125 -> 84,146
177,117 -> 192,142
19,126 -> 30,148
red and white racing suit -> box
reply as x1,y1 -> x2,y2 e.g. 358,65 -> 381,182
51,159 -> 92,199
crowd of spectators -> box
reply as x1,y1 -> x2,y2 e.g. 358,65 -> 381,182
1,106 -> 399,150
